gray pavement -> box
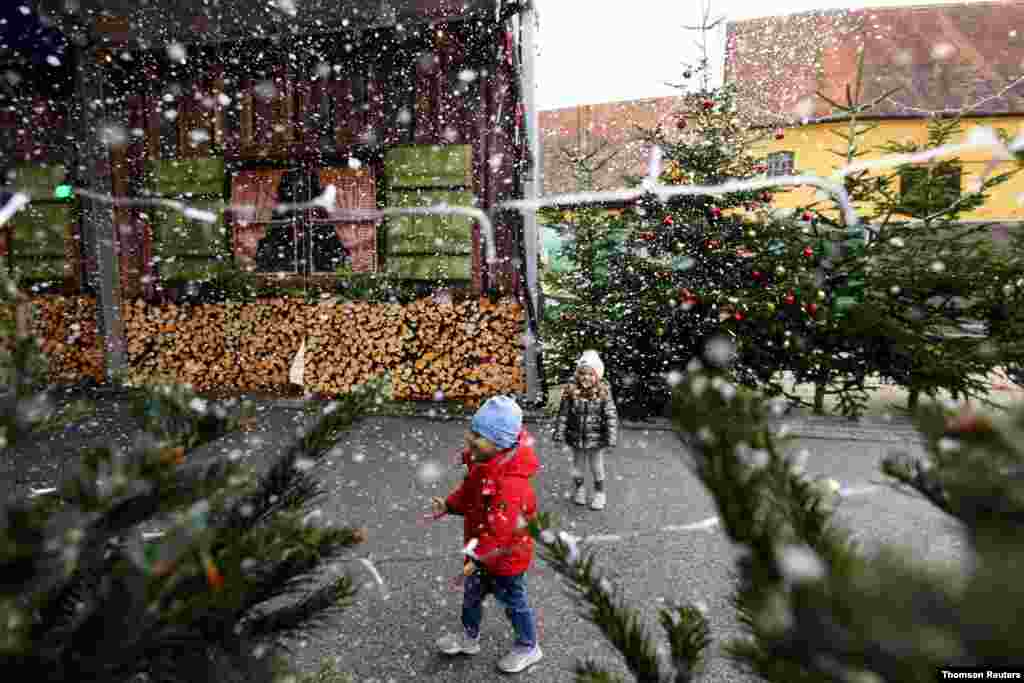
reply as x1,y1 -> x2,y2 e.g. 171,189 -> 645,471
275,414 -> 958,683
2,400 -> 968,682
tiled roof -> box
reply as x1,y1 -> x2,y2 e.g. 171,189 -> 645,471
725,1 -> 1024,124
539,97 -> 680,195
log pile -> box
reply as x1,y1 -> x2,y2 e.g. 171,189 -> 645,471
31,296 -> 104,383
27,295 -> 527,401
305,300 -> 405,395
230,297 -> 308,391
393,297 -> 525,401
124,301 -> 236,390
124,298 -> 306,392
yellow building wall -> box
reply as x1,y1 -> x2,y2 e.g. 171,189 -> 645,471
751,116 -> 1024,222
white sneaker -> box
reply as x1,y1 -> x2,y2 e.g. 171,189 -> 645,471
573,484 -> 587,506
497,644 -> 543,673
590,491 -> 606,510
436,631 -> 481,655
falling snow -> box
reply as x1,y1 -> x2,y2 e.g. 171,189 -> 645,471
1,3 -> 1022,680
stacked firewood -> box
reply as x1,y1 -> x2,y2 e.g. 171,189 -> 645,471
397,297 -> 526,401
124,301 -> 235,390
28,295 -> 526,401
31,296 -> 104,383
229,298 -> 308,391
305,300 -> 405,395
123,298 -> 307,392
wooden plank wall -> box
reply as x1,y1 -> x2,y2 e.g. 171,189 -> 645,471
4,16 -> 527,299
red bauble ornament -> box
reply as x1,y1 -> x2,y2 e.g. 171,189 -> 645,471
946,411 -> 993,434
801,211 -> 813,221
663,215 -> 674,225
752,270 -> 762,280
710,206 -> 722,218
733,311 -> 745,321
803,246 -> 814,258
807,302 -> 818,315
702,100 -> 714,110
679,288 -> 699,306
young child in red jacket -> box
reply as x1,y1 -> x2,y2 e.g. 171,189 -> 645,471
430,395 -> 543,674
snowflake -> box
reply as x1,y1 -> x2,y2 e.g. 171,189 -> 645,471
704,336 -> 736,367
166,43 -> 186,63
416,461 -> 443,486
777,544 -> 825,583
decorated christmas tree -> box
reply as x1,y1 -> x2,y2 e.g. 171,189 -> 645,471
1,271 -> 380,683
719,51 -> 1024,415
538,127 -> 634,400
540,14 -> 775,418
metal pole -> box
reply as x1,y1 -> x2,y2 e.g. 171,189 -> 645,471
517,2 -> 543,407
74,33 -> 126,385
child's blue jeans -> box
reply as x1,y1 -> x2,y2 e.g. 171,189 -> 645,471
462,570 -> 537,648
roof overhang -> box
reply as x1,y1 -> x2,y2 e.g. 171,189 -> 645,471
32,0 -> 529,47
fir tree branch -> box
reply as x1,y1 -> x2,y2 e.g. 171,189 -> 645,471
659,603 -> 712,682
528,514 -> 710,683
673,348 -> 1024,680
574,661 -> 629,683
245,574 -> 356,640
229,525 -> 365,617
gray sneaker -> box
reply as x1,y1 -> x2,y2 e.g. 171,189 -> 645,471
497,644 -> 543,673
590,491 -> 606,510
437,631 -> 481,655
573,484 -> 587,506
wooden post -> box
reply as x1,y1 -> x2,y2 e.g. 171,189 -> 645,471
14,291 -> 31,341
74,39 -> 126,384
516,6 -> 543,407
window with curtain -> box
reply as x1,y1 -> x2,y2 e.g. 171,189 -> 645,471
766,151 -> 795,177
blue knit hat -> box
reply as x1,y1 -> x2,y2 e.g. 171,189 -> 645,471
470,396 -> 523,450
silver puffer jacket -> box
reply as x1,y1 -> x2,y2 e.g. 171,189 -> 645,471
553,382 -> 619,450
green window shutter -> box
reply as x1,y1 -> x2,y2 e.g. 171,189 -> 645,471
151,202 -> 225,255
384,144 -> 474,280
6,164 -> 74,281
147,158 -> 226,197
385,255 -> 472,280
7,163 -> 68,197
146,158 -> 227,280
9,203 -> 71,280
385,190 -> 474,255
385,145 -> 472,188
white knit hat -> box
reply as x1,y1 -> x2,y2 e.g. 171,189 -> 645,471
576,350 -> 605,379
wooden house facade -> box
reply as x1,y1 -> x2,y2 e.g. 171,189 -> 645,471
1,0 -> 534,301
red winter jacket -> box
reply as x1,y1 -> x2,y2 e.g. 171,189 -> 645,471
445,429 -> 539,576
